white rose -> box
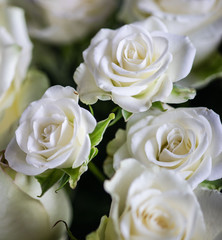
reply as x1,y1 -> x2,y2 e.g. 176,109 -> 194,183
194,187 -> 222,240
119,0 -> 222,66
0,6 -> 32,84
0,161 -> 72,240
0,5 -> 31,115
9,0 -> 117,44
5,85 -> 97,175
74,17 -> 196,113
88,159 -> 206,240
0,6 -> 49,150
108,107 -> 222,189
87,159 -> 222,240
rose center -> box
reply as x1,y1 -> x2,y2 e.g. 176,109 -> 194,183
155,215 -> 170,229
143,209 -> 172,229
41,124 -> 58,143
167,136 -> 182,152
162,128 -> 191,155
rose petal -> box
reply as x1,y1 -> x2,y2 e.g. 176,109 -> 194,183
0,167 -> 51,240
195,187 -> 222,240
5,137 -> 47,175
74,63 -> 111,104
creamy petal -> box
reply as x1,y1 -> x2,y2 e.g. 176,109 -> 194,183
5,138 -> 47,175
74,63 -> 111,104
0,167 -> 51,240
195,187 -> 222,240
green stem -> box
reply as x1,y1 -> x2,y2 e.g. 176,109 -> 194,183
88,162 -> 106,183
88,105 -> 94,116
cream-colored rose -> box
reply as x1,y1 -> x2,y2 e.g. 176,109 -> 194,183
0,6 -> 32,85
88,159 -> 206,240
107,107 -> 222,189
0,161 -> 72,240
194,187 -> 222,240
87,160 -> 222,240
74,17 -> 196,113
0,6 -> 49,150
119,0 -> 222,66
9,0 -> 117,44
5,85 -> 96,175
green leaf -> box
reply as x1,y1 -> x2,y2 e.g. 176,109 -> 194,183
89,147 -> 99,162
62,164 -> 87,189
122,109 -> 133,121
56,173 -> 70,193
200,178 -> 222,191
151,101 -> 167,111
166,85 -> 196,104
89,113 -> 115,147
35,169 -> 64,197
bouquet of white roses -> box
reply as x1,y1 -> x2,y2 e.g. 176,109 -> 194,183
1,0 -> 222,239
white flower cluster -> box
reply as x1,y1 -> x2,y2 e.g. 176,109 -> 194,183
0,0 -> 222,239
